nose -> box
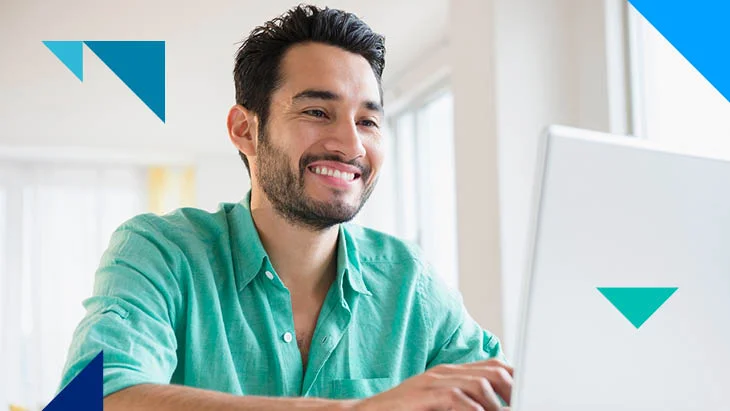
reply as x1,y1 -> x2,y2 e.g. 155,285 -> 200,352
322,118 -> 367,160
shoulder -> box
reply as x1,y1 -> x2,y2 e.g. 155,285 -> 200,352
119,203 -> 235,239
103,202 -> 241,266
344,223 -> 426,265
96,203 -> 243,301
343,223 -> 455,300
345,223 -> 469,348
113,202 -> 241,245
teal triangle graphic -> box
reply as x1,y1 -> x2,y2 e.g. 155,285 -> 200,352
84,41 -> 166,122
42,41 -> 84,81
597,287 -> 677,329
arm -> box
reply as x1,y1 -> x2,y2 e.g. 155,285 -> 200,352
105,384 -> 356,411
62,217 -> 355,411
106,371 -> 514,411
59,217 -> 183,397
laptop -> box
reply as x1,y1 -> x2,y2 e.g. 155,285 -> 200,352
510,126 -> 730,411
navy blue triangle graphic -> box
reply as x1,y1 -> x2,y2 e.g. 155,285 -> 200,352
43,351 -> 103,411
84,41 -> 166,122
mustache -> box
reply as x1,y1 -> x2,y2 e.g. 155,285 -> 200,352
299,153 -> 370,176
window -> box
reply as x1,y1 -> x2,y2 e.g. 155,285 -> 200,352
390,90 -> 459,289
0,162 -> 146,409
629,5 -> 730,154
354,88 -> 458,288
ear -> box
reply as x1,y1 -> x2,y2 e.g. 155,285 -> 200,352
227,104 -> 259,160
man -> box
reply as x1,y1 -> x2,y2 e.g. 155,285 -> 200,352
60,5 -> 514,410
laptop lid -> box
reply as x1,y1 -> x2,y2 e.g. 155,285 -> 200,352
511,126 -> 730,411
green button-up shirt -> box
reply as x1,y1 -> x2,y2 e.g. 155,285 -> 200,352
60,194 -> 503,399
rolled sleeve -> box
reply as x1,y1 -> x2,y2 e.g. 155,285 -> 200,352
426,313 -> 506,368
58,215 -> 183,397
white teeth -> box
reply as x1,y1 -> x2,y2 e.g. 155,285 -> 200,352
311,166 -> 356,181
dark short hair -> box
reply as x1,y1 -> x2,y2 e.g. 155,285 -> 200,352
233,4 -> 386,173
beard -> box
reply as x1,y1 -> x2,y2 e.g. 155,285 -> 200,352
255,129 -> 376,231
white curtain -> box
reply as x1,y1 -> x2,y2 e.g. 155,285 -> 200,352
0,162 -> 146,410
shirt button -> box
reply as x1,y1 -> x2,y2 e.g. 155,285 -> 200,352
283,332 -> 293,343
265,271 -> 274,280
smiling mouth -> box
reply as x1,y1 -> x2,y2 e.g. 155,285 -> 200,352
307,165 -> 361,182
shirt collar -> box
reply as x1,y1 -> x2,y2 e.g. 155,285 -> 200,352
337,223 -> 372,296
229,191 -> 269,292
229,191 -> 371,296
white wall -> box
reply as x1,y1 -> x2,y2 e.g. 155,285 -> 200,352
195,154 -> 250,212
450,0 -> 620,354
0,0 -> 447,153
0,0 -> 451,220
450,0 -> 505,341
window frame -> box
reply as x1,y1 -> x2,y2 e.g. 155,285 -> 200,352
386,79 -> 459,288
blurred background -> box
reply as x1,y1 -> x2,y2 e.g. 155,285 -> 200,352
1,0 -> 729,408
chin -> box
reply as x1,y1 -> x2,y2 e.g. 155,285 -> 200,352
309,184 -> 359,200
318,194 -> 359,209
312,189 -> 361,207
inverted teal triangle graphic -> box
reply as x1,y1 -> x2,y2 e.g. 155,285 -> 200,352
84,41 -> 166,122
629,0 -> 730,103
597,287 -> 677,329
42,41 -> 84,81
43,351 -> 102,411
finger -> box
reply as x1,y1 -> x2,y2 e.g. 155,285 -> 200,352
481,367 -> 513,405
451,388 -> 486,411
433,376 -> 501,411
465,359 -> 514,377
436,387 -> 486,411
429,365 -> 513,405
432,360 -> 514,378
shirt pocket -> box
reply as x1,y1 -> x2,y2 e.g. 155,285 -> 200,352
327,377 -> 399,399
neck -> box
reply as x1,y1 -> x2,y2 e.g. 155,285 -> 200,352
249,189 -> 339,296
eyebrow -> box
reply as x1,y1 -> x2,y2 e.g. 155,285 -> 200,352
292,89 -> 384,115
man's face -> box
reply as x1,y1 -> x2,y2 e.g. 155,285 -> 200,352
254,42 -> 384,230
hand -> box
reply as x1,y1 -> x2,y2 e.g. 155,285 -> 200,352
353,359 -> 513,411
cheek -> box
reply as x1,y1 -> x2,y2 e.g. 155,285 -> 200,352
287,124 -> 322,153
365,139 -> 385,173
269,124 -> 315,162
293,122 -> 322,141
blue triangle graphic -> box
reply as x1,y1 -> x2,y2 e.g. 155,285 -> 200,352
42,41 -> 84,81
84,41 -> 166,122
629,0 -> 730,103
597,287 -> 678,329
43,351 -> 103,411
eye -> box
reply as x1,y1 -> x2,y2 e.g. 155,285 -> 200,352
359,119 -> 379,128
304,109 -> 328,118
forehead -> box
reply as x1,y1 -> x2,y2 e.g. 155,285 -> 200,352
274,42 -> 381,105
